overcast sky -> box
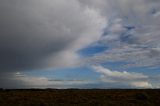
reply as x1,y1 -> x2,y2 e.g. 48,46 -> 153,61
0,0 -> 160,89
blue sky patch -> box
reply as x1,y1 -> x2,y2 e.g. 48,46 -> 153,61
78,43 -> 107,57
24,67 -> 101,81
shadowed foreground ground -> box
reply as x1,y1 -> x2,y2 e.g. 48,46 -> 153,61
0,89 -> 160,106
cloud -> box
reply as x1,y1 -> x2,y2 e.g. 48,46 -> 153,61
0,0 -> 106,71
92,66 -> 152,88
0,72 -> 93,89
1,0 -> 160,88
88,46 -> 160,68
12,72 -> 94,89
82,0 -> 160,69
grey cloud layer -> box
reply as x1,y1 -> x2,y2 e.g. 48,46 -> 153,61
1,0 -> 160,88
0,0 -> 105,71
84,0 -> 160,69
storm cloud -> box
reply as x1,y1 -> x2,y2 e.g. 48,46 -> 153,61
0,0 -> 105,71
1,0 -> 160,88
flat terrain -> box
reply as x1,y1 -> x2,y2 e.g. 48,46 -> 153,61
0,89 -> 160,106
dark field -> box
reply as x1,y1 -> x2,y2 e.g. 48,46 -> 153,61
0,89 -> 160,106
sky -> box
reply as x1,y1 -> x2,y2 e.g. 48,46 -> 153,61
0,0 -> 160,89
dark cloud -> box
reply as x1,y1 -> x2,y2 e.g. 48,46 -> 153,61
0,0 -> 107,89
2,0 -> 160,89
0,0 -> 105,72
0,0 -> 72,71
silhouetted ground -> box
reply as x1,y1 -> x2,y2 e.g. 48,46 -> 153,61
0,89 -> 160,106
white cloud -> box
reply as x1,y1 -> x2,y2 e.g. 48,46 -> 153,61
92,66 -> 152,88
13,72 -> 93,88
88,45 -> 160,69
82,0 -> 160,69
